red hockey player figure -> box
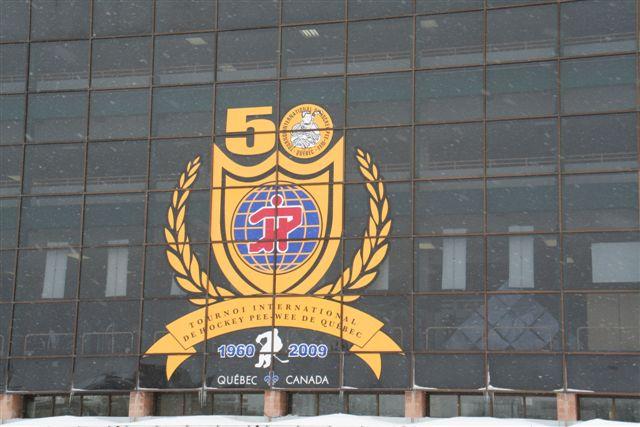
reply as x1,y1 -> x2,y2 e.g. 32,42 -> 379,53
248,194 -> 302,254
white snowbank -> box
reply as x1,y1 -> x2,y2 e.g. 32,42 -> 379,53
2,415 -> 638,427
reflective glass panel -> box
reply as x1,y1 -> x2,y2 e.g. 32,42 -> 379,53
149,138 -> 210,190
282,24 -> 345,78
487,5 -> 557,62
92,37 -> 151,88
416,354 -> 485,389
0,0 -> 29,42
0,146 -> 22,196
16,247 -> 79,301
90,89 -> 149,140
26,92 -> 87,143
152,86 -> 212,137
19,196 -> 82,246
0,198 -> 18,248
348,394 -> 376,415
416,123 -> 483,178
526,396 -> 557,420
416,0 -> 483,13
347,72 -> 412,127
218,0 -> 278,29
80,246 -> 142,298
87,140 -> 148,193
561,55 -> 636,114
83,194 -> 146,246
0,251 -> 16,301
29,41 -> 89,91
280,77 -> 345,129
8,358 -> 72,391
0,43 -> 27,94
565,293 -> 640,352
416,67 -> 483,122
154,34 -> 215,85
76,301 -> 139,355
346,127 -> 411,182
215,81 -> 276,135
415,179 -> 483,234
217,29 -> 278,81
493,395 -> 524,418
563,173 -> 639,230
487,62 -> 557,119
0,94 -> 25,144
92,0 -> 153,36
155,0 -> 216,33
561,0 -> 637,56
489,354 -> 563,390
31,0 -> 89,40
487,118 -> 557,175
416,12 -> 483,68
561,113 -> 638,173
348,18 -> 412,73
568,355 -> 640,393
283,0 -> 345,23
11,303 -> 75,355
460,395 -> 488,416
348,0 -> 412,19
24,143 -> 84,194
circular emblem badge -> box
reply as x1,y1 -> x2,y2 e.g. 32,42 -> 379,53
232,183 -> 321,274
279,104 -> 333,158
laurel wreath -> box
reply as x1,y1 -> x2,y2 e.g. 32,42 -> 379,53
165,150 -> 390,304
164,156 -> 234,304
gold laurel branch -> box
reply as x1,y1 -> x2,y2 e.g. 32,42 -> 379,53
315,149 -> 391,302
165,156 -> 234,304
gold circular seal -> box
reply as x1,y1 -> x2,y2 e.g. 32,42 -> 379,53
279,104 -> 333,158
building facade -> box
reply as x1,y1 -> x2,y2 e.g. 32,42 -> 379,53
0,0 -> 639,422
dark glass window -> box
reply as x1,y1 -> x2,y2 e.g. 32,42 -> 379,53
282,24 -> 345,78
0,303 -> 11,355
30,0 -> 90,40
76,301 -> 139,355
429,394 -> 459,417
416,0 -> 483,13
348,18 -> 412,73
146,190 -> 209,244
416,67 -> 483,122
525,396 -> 557,420
493,395 -> 524,418
24,144 -> 84,194
16,248 -> 79,300
348,0 -> 412,19
26,92 -> 87,143
561,55 -> 636,114
83,194 -> 146,246
416,355 -> 484,389
580,397 -> 614,421
348,394 -> 376,415
346,127 -> 411,182
488,0 -> 554,6
19,196 -> 82,247
8,358 -> 72,391
92,0 -> 153,37
347,72 -> 412,127
487,177 -> 558,232
0,0 -> 29,42
561,0 -> 637,56
561,113 -> 638,173
155,0 -> 216,33
149,138 -> 210,190
283,0 -> 345,23
143,243 -> 208,297
290,393 -> 317,416
415,179 -> 483,234
416,12 -> 483,68
415,295 -> 484,351
489,354 -> 563,390
0,146 -> 22,196
415,236 -> 484,292
487,119 -> 557,176
90,89 -> 150,140
461,395 -> 489,416
0,94 -> 25,144
0,198 -> 18,248
11,303 -> 75,355
565,293 -> 640,352
280,77 -> 345,129
488,294 -> 561,351
92,37 -> 151,89
487,4 -> 557,62
568,355 -> 640,393
563,232 -> 640,290
87,140 -> 148,193
218,0 -> 278,30
487,62 -> 557,119
152,86 -> 213,137
0,251 -> 16,301
345,182 -> 412,237
217,29 -> 278,81
80,246 -> 142,299
488,235 -> 560,291
0,43 -> 27,94
415,123 -> 483,178
562,173 -> 639,230
154,34 -> 215,85
29,41 -> 89,92
214,81 -> 277,135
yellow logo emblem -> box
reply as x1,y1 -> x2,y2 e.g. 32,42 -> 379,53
145,104 -> 401,381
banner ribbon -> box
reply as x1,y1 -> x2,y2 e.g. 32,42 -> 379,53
145,296 -> 401,380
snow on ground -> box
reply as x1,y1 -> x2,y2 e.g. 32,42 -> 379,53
2,415 -> 637,427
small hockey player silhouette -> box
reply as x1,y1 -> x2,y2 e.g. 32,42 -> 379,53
291,110 -> 321,148
248,195 -> 302,254
254,328 -> 289,368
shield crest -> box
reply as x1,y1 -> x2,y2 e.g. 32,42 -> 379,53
211,137 -> 344,295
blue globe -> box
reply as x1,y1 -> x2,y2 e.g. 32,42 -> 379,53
232,184 -> 321,273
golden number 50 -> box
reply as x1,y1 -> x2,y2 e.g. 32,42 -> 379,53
225,106 -> 275,155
